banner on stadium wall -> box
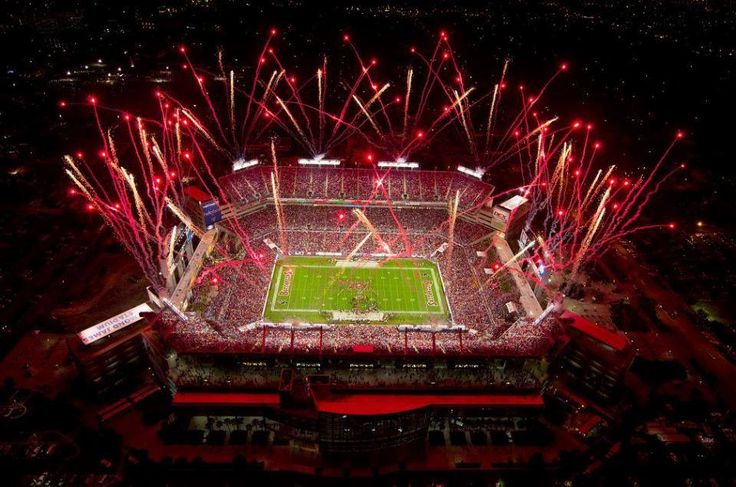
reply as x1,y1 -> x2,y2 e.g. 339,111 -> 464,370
397,324 -> 466,332
202,200 -> 222,227
77,303 -> 153,345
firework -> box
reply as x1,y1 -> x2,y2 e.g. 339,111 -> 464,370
62,31 -> 685,305
446,190 -> 460,264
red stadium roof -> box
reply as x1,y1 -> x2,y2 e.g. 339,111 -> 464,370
312,392 -> 544,415
171,391 -> 544,415
172,392 -> 280,408
183,186 -> 214,203
561,310 -> 628,352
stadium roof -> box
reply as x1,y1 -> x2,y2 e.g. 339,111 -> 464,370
170,391 -> 545,415
498,194 -> 529,211
561,310 -> 628,352
183,186 -> 214,203
312,392 -> 544,415
172,392 -> 280,408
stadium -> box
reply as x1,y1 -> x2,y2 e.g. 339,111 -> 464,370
61,33 -> 682,467
161,165 -> 555,358
145,164 -> 560,457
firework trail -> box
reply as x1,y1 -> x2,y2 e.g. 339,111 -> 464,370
446,190 -> 460,264
175,31 -> 283,158
340,32 -> 482,161
61,31 -> 686,304
352,209 -> 392,254
64,91 -> 275,290
517,128 -> 686,285
270,140 -> 288,253
263,42 -> 386,157
486,240 -> 537,284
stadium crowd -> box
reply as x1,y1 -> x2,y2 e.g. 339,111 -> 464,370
221,166 -> 494,210
159,169 -> 557,359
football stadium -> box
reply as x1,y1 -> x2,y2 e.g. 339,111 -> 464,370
159,166 -> 554,359
6,6 -> 703,477
57,30 -> 677,470
140,164 -> 563,458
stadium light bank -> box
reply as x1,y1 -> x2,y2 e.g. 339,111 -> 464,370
457,165 -> 485,179
232,158 -> 259,172
298,154 -> 341,166
377,158 -> 419,169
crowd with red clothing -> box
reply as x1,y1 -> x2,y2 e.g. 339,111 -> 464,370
161,176 -> 556,358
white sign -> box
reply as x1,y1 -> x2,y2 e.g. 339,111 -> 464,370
397,324 -> 466,332
78,303 -> 153,345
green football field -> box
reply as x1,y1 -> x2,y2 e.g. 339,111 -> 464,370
263,256 -> 450,325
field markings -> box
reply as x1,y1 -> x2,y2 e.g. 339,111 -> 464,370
267,259 -> 448,317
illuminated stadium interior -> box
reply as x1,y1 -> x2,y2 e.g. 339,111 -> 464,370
263,256 -> 451,325
159,165 -> 557,359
